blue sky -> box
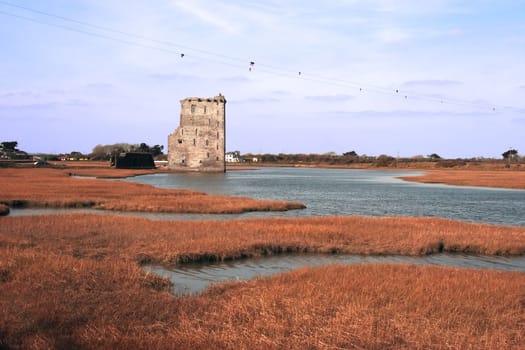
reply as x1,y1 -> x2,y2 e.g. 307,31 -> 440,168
1,0 -> 524,158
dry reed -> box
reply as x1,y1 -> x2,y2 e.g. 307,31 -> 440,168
2,162 -> 525,348
2,214 -> 525,266
0,168 -> 305,213
2,214 -> 525,348
0,246 -> 523,349
400,169 -> 525,189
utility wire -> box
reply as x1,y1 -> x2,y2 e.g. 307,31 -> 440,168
0,0 -> 250,64
0,9 -> 255,72
0,1 -> 514,112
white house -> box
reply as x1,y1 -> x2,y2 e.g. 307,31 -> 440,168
225,151 -> 242,163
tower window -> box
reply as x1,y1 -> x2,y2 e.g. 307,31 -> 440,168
207,152 -> 210,158
205,140 -> 209,146
191,105 -> 196,113
193,139 -> 196,146
204,106 -> 207,114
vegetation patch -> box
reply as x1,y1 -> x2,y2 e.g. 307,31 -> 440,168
0,167 -> 305,214
0,203 -> 9,216
400,169 -> 525,189
1,214 -> 525,348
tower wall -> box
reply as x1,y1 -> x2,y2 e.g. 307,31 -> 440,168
168,94 -> 226,172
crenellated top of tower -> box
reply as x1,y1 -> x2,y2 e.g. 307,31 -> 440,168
180,94 -> 226,104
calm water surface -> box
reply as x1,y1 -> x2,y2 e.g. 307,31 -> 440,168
129,167 -> 525,226
146,254 -> 525,295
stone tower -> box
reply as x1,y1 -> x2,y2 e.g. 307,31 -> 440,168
168,94 -> 226,172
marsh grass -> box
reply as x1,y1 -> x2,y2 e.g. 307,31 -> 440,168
2,162 -> 525,348
0,168 -> 304,213
3,214 -> 525,266
400,169 -> 525,189
0,203 -> 9,216
0,246 -> 523,349
2,214 -> 525,348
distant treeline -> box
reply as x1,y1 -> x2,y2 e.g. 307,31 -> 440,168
90,143 -> 165,161
241,152 -> 522,168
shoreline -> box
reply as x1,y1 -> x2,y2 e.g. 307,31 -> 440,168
10,160 -> 523,190
0,166 -> 305,214
228,163 -> 525,190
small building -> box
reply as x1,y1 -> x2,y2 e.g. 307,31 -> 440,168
225,151 -> 242,163
112,152 -> 155,169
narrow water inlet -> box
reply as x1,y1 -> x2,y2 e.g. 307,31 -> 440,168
144,254 -> 525,295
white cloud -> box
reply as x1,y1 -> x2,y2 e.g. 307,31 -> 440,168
305,94 -> 354,102
150,72 -> 201,82
402,80 -> 463,88
230,97 -> 280,104
370,0 -> 471,15
374,27 -> 410,44
171,0 -> 241,34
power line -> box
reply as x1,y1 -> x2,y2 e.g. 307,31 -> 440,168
0,0 -> 250,64
0,10 -> 185,55
0,8 -> 255,72
0,1 -> 515,112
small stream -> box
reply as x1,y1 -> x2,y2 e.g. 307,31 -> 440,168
145,254 -> 525,295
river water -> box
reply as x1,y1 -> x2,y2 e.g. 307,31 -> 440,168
146,253 -> 525,295
134,167 -> 525,295
129,167 -> 525,226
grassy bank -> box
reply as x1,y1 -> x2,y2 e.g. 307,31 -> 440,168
400,169 -> 525,190
0,167 -> 305,214
1,214 -> 525,349
3,214 -> 525,264
230,162 -> 525,190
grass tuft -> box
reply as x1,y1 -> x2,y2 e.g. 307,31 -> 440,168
0,203 -> 9,216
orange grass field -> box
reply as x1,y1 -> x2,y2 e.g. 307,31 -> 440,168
400,169 -> 525,190
1,214 -> 525,349
2,165 -> 525,348
0,167 -> 305,213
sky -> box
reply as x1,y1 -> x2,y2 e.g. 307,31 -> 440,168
0,0 -> 524,158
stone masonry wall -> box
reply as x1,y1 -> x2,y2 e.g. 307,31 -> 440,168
168,94 -> 226,172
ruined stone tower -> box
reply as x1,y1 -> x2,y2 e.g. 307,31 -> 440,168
167,94 -> 226,172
